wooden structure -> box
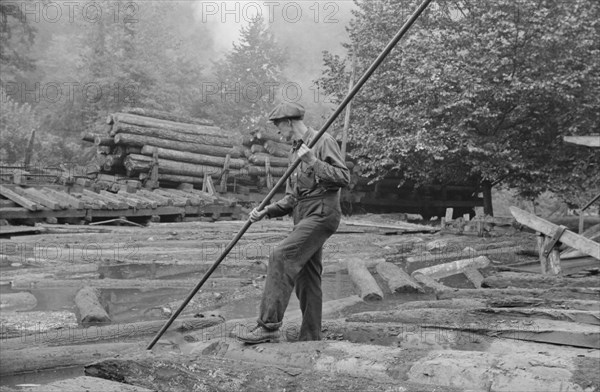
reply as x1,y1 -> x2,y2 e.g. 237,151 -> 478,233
510,207 -> 600,275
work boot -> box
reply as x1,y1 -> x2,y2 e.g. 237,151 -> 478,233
233,324 -> 280,344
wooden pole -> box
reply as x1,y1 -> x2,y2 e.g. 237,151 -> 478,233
341,44 -> 357,159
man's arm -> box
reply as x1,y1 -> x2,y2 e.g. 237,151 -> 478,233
312,135 -> 351,188
264,178 -> 296,218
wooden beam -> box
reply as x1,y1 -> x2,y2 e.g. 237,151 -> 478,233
510,207 -> 600,260
563,135 -> 600,148
14,187 -> 62,209
0,185 -> 39,211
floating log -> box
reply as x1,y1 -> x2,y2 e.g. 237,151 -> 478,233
19,376 -> 153,392
375,262 -> 423,293
482,272 -> 600,289
114,133 -> 240,158
112,122 -> 233,148
437,288 -> 600,307
86,340 -> 595,392
347,260 -> 383,301
346,308 -> 600,348
2,316 -> 224,350
412,256 -> 490,280
141,145 -> 245,169
0,342 -> 140,376
122,107 -> 214,126
0,292 -> 37,312
248,153 -> 289,167
84,347 -> 420,392
74,286 -> 111,327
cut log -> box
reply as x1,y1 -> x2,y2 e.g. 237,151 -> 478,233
347,260 -> 383,301
110,113 -> 227,138
122,107 -> 214,126
0,342 -> 140,376
437,288 -> 600,306
248,153 -> 289,167
475,307 -> 600,325
20,376 -> 153,392
375,262 -> 424,293
511,206 -> 600,260
10,278 -> 215,290
411,256 -> 490,280
250,144 -> 266,154
0,292 -> 37,312
151,173 -> 204,186
84,347 -> 433,392
112,122 -> 234,148
482,272 -> 600,289
14,187 -> 62,209
263,140 -> 292,158
140,145 -> 245,169
2,316 -> 224,350
81,132 -> 98,143
74,286 -> 111,327
246,165 -> 288,177
254,127 -> 284,143
563,135 -> 600,148
406,246 -> 521,264
124,154 -> 241,178
94,135 -> 116,147
346,308 -> 600,348
86,340 -> 596,392
114,133 -> 240,158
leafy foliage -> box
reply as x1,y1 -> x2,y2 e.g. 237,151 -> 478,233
318,0 -> 600,203
205,15 -> 288,131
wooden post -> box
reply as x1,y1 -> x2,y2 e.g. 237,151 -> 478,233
537,233 -> 548,274
265,156 -> 273,190
220,154 -> 230,193
482,180 -> 493,216
341,44 -> 357,159
24,130 -> 35,168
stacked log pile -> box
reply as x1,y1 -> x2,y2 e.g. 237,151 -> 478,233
82,109 -> 293,194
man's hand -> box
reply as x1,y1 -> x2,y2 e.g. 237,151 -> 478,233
249,207 -> 268,223
297,144 -> 317,165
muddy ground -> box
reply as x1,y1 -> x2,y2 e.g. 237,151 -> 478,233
0,214 -> 598,391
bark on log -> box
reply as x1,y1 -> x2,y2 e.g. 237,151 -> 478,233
114,133 -> 240,158
347,260 -> 384,301
482,272 -> 600,289
141,145 -> 245,169
85,340 -> 595,392
124,154 -> 242,178
94,135 -> 116,147
246,165 -> 288,177
122,107 -> 214,126
412,256 -> 491,280
2,316 -> 224,350
74,286 -> 111,327
346,308 -> 600,348
375,262 -> 424,293
248,153 -> 289,167
110,113 -> 227,138
1,342 -> 140,376
437,288 -> 600,307
250,144 -> 267,154
18,376 -> 153,392
112,122 -> 234,148
84,348 -> 430,392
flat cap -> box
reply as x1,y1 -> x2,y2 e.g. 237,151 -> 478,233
268,102 -> 305,121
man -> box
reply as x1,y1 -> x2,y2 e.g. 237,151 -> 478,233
234,102 -> 350,343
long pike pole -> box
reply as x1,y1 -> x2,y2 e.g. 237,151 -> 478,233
147,0 -> 433,350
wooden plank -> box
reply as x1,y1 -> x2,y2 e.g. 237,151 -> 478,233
41,187 -> 85,209
510,206 -> 600,260
0,185 -> 39,211
14,187 -> 62,209
98,190 -> 130,209
82,189 -> 120,209
563,135 -> 600,148
342,219 -> 438,233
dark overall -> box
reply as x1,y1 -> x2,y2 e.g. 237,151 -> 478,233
256,128 -> 349,341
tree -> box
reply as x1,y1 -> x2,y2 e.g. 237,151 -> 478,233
204,15 -> 288,131
318,0 -> 600,207
0,2 -> 36,85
